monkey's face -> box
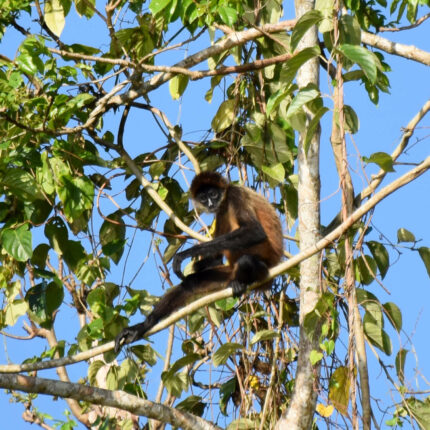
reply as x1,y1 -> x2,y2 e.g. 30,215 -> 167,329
193,185 -> 224,213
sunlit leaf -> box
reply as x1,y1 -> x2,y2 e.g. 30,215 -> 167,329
338,44 -> 378,84
44,0 -> 65,37
383,302 -> 402,332
211,99 -> 236,132
291,10 -> 322,51
397,228 -> 415,243
418,247 -> 430,278
395,348 -> 408,384
329,366 -> 350,416
213,343 -> 243,367
1,224 -> 32,261
169,74 -> 189,100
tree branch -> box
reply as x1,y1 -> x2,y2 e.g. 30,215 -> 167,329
362,31 -> 430,65
0,374 -> 221,430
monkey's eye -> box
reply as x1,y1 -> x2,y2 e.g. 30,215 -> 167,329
208,189 -> 219,200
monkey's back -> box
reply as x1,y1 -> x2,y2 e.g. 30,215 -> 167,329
215,185 -> 284,268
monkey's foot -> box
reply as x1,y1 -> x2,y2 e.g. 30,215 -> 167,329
114,323 -> 147,353
229,280 -> 247,297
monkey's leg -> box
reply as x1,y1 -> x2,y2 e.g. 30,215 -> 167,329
115,266 -> 233,352
229,255 -> 269,297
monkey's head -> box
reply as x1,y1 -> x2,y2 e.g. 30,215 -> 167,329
190,171 -> 228,213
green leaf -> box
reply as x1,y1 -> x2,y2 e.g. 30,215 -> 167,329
397,228 -> 415,243
286,86 -> 320,118
304,106 -> 329,154
5,299 -> 28,326
75,0 -> 95,18
218,5 -> 238,26
250,329 -> 280,345
25,281 -> 64,328
1,224 -> 33,261
262,163 -> 285,184
329,366 -> 350,416
280,46 -> 321,84
213,342 -> 243,367
363,319 -> 392,355
211,99 -> 236,132
363,151 -> 394,172
383,302 -> 402,332
150,0 -> 172,15
100,212 -> 126,264
395,348 -> 408,384
418,247 -> 430,278
169,74 -> 189,100
31,243 -> 51,269
162,369 -> 188,397
266,89 -> 288,117
315,0 -> 335,32
367,241 -> 390,279
355,255 -> 377,285
291,10 -> 322,51
2,169 -> 42,202
176,395 -> 206,417
338,44 -> 378,84
88,360 -> 105,386
405,398 -> 430,430
343,105 -> 360,134
44,0 -> 65,37
57,175 -> 94,224
309,349 -> 323,365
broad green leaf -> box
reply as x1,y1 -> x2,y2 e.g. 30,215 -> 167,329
397,228 -> 415,243
339,14 -> 361,45
169,353 -> 201,374
1,224 -> 32,261
367,241 -> 390,279
363,151 -> 394,172
310,349 -> 323,365
26,281 -> 64,328
75,0 -> 95,18
220,377 -> 237,415
343,105 -> 360,134
57,175 -> 94,223
211,99 -> 236,132
213,342 -> 243,367
266,89 -> 288,117
162,368 -> 188,397
250,329 -> 280,345
291,10 -> 323,51
395,348 -> 408,384
176,395 -> 206,417
280,46 -> 321,84
150,0 -> 172,15
44,0 -> 65,37
329,366 -> 350,416
2,169 -> 42,202
355,255 -> 377,285
169,74 -> 189,100
363,319 -> 392,355
262,164 -> 285,184
218,5 -> 238,26
88,360 -> 105,386
338,44 -> 378,84
286,86 -> 320,118
383,302 -> 402,332
405,398 -> 430,430
31,243 -> 51,269
418,247 -> 430,278
315,0 -> 335,32
100,212 -> 126,264
5,299 -> 28,326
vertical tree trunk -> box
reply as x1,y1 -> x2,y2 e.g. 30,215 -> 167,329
275,1 -> 321,428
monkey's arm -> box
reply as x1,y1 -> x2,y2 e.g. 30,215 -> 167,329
173,221 -> 266,279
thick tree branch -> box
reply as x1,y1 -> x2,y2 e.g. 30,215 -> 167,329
362,31 -> 430,65
0,374 -> 221,430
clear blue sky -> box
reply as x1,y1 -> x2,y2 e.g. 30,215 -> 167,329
1,2 -> 429,428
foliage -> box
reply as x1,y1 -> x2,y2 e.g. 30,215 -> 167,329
0,0 -> 429,429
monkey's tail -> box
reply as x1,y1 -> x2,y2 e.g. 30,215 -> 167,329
115,266 -> 233,352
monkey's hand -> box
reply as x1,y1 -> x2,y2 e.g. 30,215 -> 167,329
114,322 -> 148,353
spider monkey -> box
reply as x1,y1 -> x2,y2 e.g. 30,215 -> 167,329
114,171 -> 284,352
